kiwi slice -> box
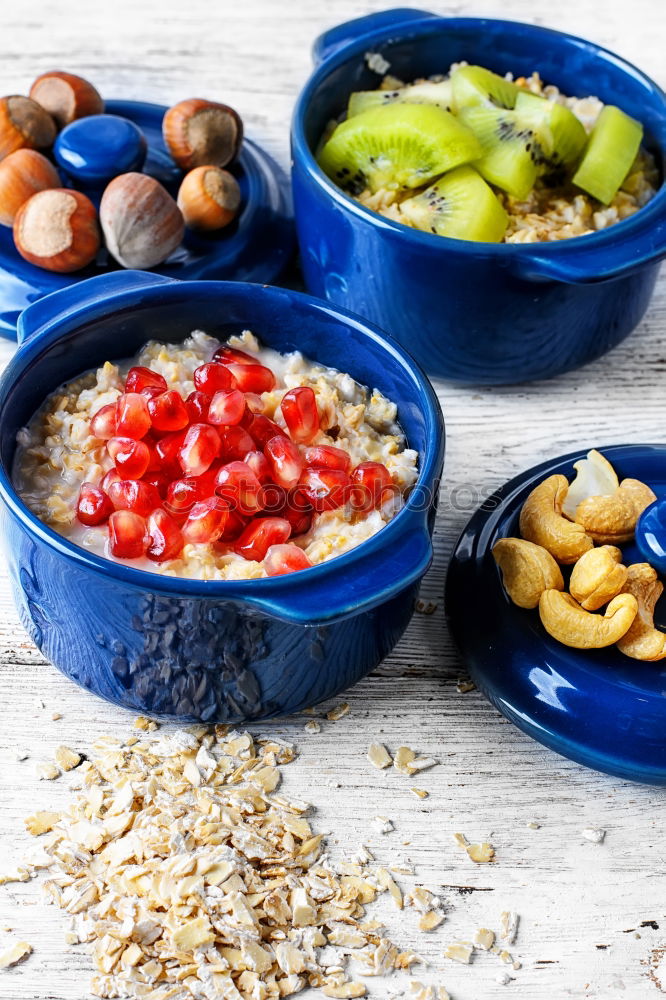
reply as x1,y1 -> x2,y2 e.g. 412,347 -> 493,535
514,92 -> 587,168
317,103 -> 482,194
459,105 -> 541,199
451,65 -> 519,111
347,80 -> 454,118
572,105 -> 643,204
399,165 -> 508,242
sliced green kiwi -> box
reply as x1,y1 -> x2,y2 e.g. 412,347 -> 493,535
399,165 -> 508,242
317,103 -> 482,194
459,105 -> 541,199
347,79 -> 454,118
451,65 -> 519,111
514,91 -> 587,168
572,105 -> 643,204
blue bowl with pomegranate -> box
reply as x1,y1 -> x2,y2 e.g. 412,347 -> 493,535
291,9 -> 666,384
0,271 -> 444,722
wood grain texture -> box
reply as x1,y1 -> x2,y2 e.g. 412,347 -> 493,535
0,0 -> 665,997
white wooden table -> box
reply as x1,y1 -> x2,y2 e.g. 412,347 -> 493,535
1,1 -> 665,997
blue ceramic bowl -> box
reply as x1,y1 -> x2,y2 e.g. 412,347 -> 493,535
446,444 -> 666,784
292,9 -> 666,384
0,271 -> 444,722
0,100 -> 294,341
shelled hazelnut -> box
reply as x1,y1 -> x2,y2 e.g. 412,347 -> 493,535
13,188 -> 100,272
29,71 -> 104,128
0,149 -> 60,227
0,96 -> 57,160
100,172 -> 184,268
163,98 -> 243,170
177,165 -> 241,231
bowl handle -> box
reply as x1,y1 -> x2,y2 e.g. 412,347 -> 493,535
312,8 -> 435,65
17,271 -> 178,346
242,509 -> 434,626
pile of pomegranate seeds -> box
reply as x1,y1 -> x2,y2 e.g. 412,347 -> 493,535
75,351 -> 396,575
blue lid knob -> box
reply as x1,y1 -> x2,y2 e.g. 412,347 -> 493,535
636,499 -> 666,574
54,114 -> 147,188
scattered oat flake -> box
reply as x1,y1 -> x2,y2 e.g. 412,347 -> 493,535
24,811 -> 61,836
0,867 -> 30,885
37,763 -> 60,781
54,746 -> 81,771
0,940 -> 32,969
408,756 -> 438,774
444,940 -> 474,964
500,910 -> 520,944
377,867 -> 403,909
453,833 -> 495,863
373,816 -> 394,834
322,983 -> 367,998
409,984 -> 450,1000
133,715 -> 158,731
394,746 -> 417,775
419,910 -> 445,932
527,820 -> 541,829
368,742 -> 392,769
474,927 -> 496,950
327,702 -> 350,721
582,827 -> 606,843
51,712 -> 62,721
415,599 -> 438,615
456,677 -> 476,693
410,787 -> 429,799
304,719 -> 321,734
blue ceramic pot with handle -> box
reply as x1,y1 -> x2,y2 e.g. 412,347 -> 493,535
291,9 -> 666,384
0,271 -> 444,722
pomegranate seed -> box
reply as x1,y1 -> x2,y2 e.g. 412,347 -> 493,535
147,390 -> 189,432
259,482 -> 288,514
125,366 -> 167,396
243,450 -> 272,483
215,461 -> 264,515
281,387 -> 320,444
350,462 -> 394,512
193,362 -> 235,394
185,390 -> 211,422
141,472 -> 170,499
156,428 -> 189,475
107,437 -> 151,479
244,393 -> 265,414
234,517 -> 291,562
115,392 -> 152,439
224,362 -> 276,394
90,402 -> 117,440
207,388 -> 246,426
107,479 -> 162,517
100,468 -> 121,493
276,488 -> 313,536
165,467 -> 217,517
264,435 -> 304,489
218,425 -> 255,462
76,483 -> 114,526
108,510 -> 149,559
182,496 -> 229,544
147,508 -> 183,562
304,444 -> 352,473
247,414 -> 282,448
179,423 -> 221,476
216,509 -> 249,543
265,543 -> 312,576
212,343 -> 257,365
299,467 -> 352,512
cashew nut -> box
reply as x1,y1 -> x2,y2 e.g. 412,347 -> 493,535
616,563 -> 666,661
519,475 -> 593,565
569,545 -> 628,611
574,478 -> 657,544
538,590 -> 638,649
561,450 -> 619,521
493,537 -> 564,609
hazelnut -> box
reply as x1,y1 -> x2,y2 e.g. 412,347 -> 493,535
0,149 -> 60,226
100,172 -> 184,269
163,98 -> 243,171
177,165 -> 241,231
0,96 -> 57,161
29,71 -> 104,129
13,188 -> 100,272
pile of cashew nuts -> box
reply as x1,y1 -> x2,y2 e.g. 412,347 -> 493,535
493,450 -> 666,659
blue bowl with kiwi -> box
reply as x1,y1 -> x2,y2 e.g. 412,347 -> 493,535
291,9 -> 666,385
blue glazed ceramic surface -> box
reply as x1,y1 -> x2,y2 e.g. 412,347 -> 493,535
0,101 -> 294,341
445,444 -> 666,785
54,114 -> 147,187
0,271 -> 444,722
292,10 -> 666,384
636,499 -> 666,573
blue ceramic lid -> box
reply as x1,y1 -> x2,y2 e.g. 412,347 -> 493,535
0,100 -> 294,340
446,444 -> 666,785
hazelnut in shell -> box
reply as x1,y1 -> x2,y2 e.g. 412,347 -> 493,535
163,98 -> 243,170
0,149 -> 60,227
177,165 -> 241,231
13,188 -> 100,272
100,172 -> 184,269
0,96 -> 57,161
29,71 -> 104,129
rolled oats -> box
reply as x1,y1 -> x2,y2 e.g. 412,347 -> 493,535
367,743 -> 392,770
0,940 -> 32,969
